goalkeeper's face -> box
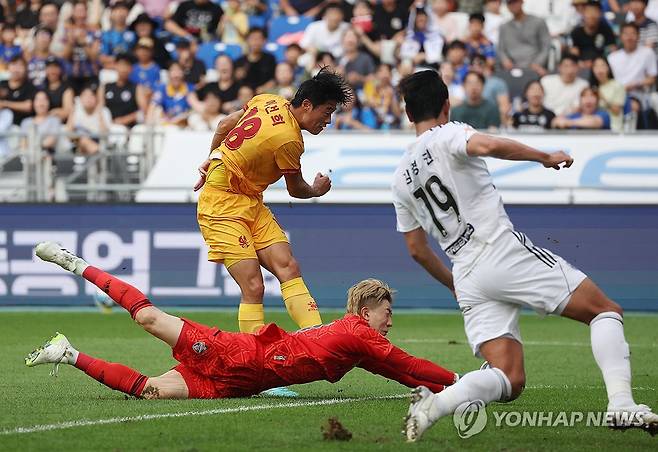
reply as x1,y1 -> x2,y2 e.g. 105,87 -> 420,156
363,300 -> 393,336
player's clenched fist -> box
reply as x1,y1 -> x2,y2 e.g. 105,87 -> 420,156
312,172 -> 332,196
542,151 -> 573,170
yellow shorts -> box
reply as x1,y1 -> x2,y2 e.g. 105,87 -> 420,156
197,184 -> 288,268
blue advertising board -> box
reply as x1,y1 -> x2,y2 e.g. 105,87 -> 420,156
0,204 -> 657,311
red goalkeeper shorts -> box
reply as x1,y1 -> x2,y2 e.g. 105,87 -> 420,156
172,318 -> 264,398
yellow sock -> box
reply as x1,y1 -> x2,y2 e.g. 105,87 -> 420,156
238,303 -> 264,333
281,277 -> 322,329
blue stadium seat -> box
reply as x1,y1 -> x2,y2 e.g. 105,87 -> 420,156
197,42 -> 243,69
265,42 -> 287,63
268,15 -> 312,43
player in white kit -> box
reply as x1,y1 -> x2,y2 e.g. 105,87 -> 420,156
393,70 -> 658,441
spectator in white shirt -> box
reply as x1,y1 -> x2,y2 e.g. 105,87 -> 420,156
608,22 -> 657,104
483,0 -> 508,46
540,53 -> 589,115
522,0 -> 577,37
300,4 -> 349,59
67,84 -> 112,155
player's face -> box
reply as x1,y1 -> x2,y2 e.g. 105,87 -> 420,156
303,100 -> 337,135
364,300 -> 393,336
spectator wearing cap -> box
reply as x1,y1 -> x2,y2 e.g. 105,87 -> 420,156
450,71 -> 501,130
190,55 -> 241,115
0,23 -> 22,71
465,13 -> 496,69
279,0 -> 326,18
42,56 -> 74,121
219,0 -> 249,50
512,80 -> 556,131
100,1 -> 136,68
300,5 -> 350,59
67,84 -> 112,155
234,28 -> 276,93
129,37 -> 161,91
100,53 -> 145,129
130,13 -> 170,69
569,1 -> 617,67
165,0 -> 223,42
541,54 -> 589,116
608,22 -> 657,104
62,0 -> 101,94
338,28 -> 376,90
0,56 -> 36,126
187,90 -> 225,131
498,0 -> 551,76
628,0 -> 658,56
175,40 -> 206,88
148,61 -> 194,127
444,40 -> 470,84
26,26 -> 54,87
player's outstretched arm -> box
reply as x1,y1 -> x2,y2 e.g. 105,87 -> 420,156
404,228 -> 455,295
193,110 -> 244,192
359,346 -> 458,393
284,172 -> 331,199
466,133 -> 574,170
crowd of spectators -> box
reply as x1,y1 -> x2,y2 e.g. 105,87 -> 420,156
1,0 -> 658,159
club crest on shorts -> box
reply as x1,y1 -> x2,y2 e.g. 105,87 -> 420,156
238,235 -> 249,248
192,341 -> 207,354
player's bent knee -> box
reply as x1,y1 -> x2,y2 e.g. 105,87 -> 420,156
243,277 -> 265,299
280,257 -> 301,280
508,372 -> 526,400
134,308 -> 158,329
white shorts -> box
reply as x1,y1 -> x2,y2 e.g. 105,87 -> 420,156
455,230 -> 587,357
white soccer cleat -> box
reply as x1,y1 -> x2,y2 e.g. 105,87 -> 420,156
35,241 -> 87,275
403,386 -> 436,442
608,403 -> 658,435
25,332 -> 76,376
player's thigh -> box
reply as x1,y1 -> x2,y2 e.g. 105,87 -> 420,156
142,369 -> 189,399
198,216 -> 259,265
560,277 -> 622,324
256,242 -> 301,282
135,306 -> 184,348
251,203 -> 289,256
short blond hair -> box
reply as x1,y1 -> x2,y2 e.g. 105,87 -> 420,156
346,279 -> 395,314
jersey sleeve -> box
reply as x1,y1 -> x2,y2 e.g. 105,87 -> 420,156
446,122 -> 477,160
393,190 -> 421,233
354,324 -> 394,361
274,140 -> 303,174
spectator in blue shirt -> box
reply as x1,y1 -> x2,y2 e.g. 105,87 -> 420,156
100,1 -> 136,68
130,37 -> 161,91
553,87 -> 611,130
465,13 -> 496,69
444,40 -> 469,84
148,61 -> 194,126
0,23 -> 22,71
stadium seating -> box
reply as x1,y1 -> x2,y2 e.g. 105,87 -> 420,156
197,42 -> 243,69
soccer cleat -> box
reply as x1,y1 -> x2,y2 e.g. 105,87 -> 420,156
608,403 -> 658,435
34,241 -> 87,275
25,332 -> 76,377
403,386 -> 436,442
259,387 -> 299,398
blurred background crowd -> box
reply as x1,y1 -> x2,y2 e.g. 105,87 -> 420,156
1,0 -> 658,159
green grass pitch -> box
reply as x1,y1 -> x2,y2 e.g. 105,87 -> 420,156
1,310 -> 657,451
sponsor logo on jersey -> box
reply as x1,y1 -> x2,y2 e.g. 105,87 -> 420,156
446,223 -> 475,256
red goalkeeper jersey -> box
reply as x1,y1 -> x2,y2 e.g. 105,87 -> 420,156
255,314 -> 456,393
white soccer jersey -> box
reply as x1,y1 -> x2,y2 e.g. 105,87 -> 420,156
391,122 -> 514,276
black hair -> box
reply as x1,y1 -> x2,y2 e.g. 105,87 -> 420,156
247,27 -> 267,39
522,79 -> 543,98
35,26 -> 54,36
588,56 -> 614,87
315,51 -> 335,65
446,40 -> 467,51
80,83 -> 98,95
621,22 -> 640,34
2,22 -> 17,31
8,54 -> 26,65
40,1 -> 61,13
286,43 -> 302,52
464,71 -> 486,85
560,53 -> 579,65
115,53 -> 135,65
290,66 -> 353,108
398,70 -> 448,123
469,12 -> 485,23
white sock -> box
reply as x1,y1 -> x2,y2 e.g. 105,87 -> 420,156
427,368 -> 511,421
73,260 -> 89,276
65,347 -> 79,365
590,311 -> 635,409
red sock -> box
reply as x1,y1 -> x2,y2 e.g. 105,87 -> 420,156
74,352 -> 148,397
82,266 -> 153,319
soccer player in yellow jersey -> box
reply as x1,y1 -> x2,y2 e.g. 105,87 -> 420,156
193,68 -> 353,333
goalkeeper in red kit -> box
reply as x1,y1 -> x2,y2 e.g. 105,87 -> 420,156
25,242 -> 458,399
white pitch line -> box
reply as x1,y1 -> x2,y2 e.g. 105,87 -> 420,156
0,394 -> 407,436
398,338 -> 658,348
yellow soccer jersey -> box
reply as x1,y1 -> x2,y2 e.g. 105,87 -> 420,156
208,94 -> 304,196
